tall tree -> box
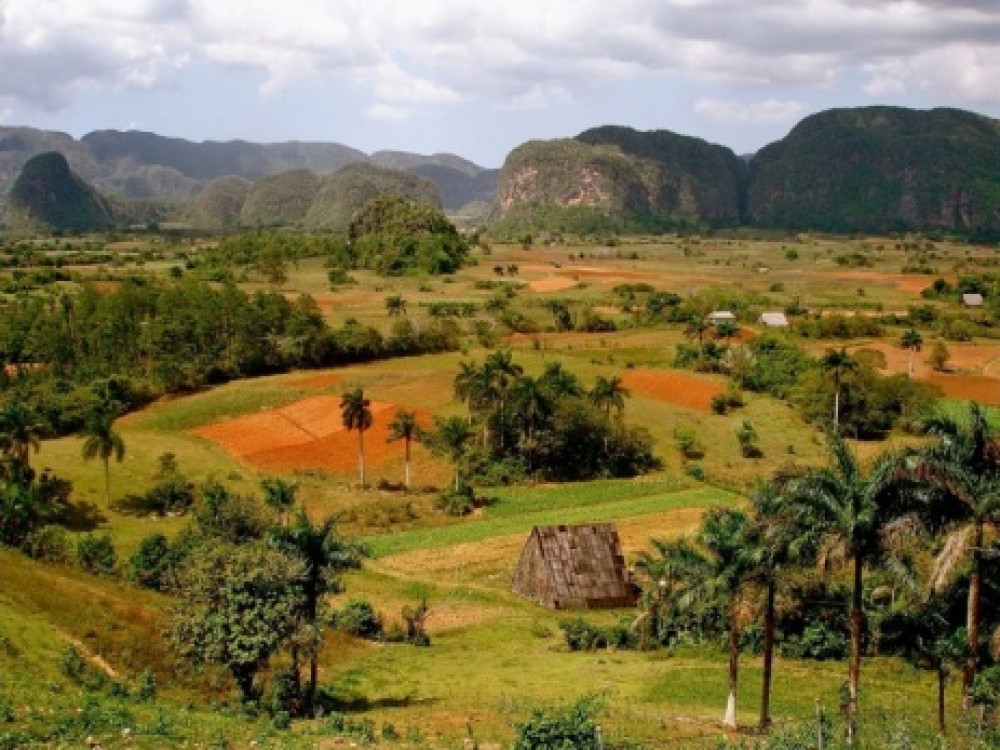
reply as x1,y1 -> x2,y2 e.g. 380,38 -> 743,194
539,360 -> 581,398
697,508 -> 755,729
747,477 -> 808,731
899,328 -> 923,378
820,347 -> 858,432
260,477 -> 298,526
483,349 -> 523,449
340,387 -> 373,487
589,375 -> 629,423
786,437 -> 908,743
268,510 -> 362,710
914,403 -> 1000,707
169,542 -> 306,703
0,403 -> 44,473
387,409 -> 422,490
428,415 -> 474,491
453,360 -> 496,446
81,408 -> 125,506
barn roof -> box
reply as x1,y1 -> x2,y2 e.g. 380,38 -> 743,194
759,311 -> 789,327
962,293 -> 984,307
511,523 -> 635,609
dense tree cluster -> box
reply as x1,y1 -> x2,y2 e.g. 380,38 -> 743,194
432,352 -> 658,486
0,279 -> 459,436
348,194 -> 470,275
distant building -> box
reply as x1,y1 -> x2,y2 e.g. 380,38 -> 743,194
962,293 -> 985,307
706,310 -> 737,324
759,311 -> 789,327
511,524 -> 636,609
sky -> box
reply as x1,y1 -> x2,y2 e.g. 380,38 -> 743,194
1,0 -> 999,168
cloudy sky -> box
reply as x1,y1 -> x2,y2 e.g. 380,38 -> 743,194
1,0 -> 999,167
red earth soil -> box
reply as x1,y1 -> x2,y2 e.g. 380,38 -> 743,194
622,369 -> 725,413
192,395 -> 430,474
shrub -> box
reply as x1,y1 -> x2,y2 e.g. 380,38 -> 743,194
76,533 -> 117,576
558,618 -> 608,651
513,697 -> 601,750
21,525 -> 71,563
330,600 -> 383,639
435,485 -> 475,516
128,533 -> 174,590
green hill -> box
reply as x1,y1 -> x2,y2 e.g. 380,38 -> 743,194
489,128 -> 744,235
302,163 -> 440,233
4,151 -> 114,233
239,168 -> 320,227
189,175 -> 252,230
746,106 -> 1000,235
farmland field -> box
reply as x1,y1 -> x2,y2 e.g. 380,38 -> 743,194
3,232 -> 999,747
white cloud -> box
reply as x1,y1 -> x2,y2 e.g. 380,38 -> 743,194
2,0 -> 1000,119
694,98 -> 806,124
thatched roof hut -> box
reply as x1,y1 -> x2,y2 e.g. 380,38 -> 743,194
511,523 -> 635,609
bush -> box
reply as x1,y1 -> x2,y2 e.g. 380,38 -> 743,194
330,600 -> 383,639
128,533 -> 174,590
21,525 -> 71,563
513,697 -> 601,750
558,618 -> 609,651
435,485 -> 475,516
76,533 -> 117,576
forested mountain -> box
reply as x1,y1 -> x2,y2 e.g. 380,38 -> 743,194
745,107 -> 1000,236
5,152 -> 113,232
491,107 -> 1000,237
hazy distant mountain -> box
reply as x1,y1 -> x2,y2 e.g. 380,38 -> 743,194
5,151 -> 113,232
0,127 -> 495,215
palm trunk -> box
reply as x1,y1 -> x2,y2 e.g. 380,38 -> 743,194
103,457 -> 111,505
357,429 -> 365,487
848,552 -> 863,745
963,525 -> 984,709
404,439 -> 411,490
760,579 -> 775,732
724,614 -> 739,729
938,666 -> 947,734
308,652 -> 319,711
834,386 -> 840,433
908,348 -> 914,377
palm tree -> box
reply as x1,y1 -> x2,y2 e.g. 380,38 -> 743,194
786,437 -> 908,743
900,328 -> 923,377
698,508 -> 755,729
268,509 -> 362,710
747,477 -> 808,732
81,409 -> 126,506
428,415 -> 473,491
340,388 -> 373,487
913,403 -> 1000,706
589,375 -> 629,423
510,376 -> 554,473
261,477 -> 298,526
715,320 -> 740,347
483,349 -> 523,449
539,360 -> 581,398
387,409 -> 422,490
453,360 -> 496,446
820,347 -> 858,433
0,403 -> 44,479
684,316 -> 710,350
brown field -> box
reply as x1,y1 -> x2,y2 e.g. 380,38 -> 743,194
925,374 -> 1000,405
622,369 -> 725,412
192,395 -> 430,475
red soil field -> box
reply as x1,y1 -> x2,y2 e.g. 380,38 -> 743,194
192,395 -> 430,475
925,374 -> 1000,406
286,372 -> 343,390
622,369 -> 725,412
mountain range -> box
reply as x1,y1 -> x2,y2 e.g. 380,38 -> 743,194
3,106 -> 1000,237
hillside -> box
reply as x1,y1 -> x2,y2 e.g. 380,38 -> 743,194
490,128 -> 744,234
4,151 -> 114,232
745,106 -> 1000,235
